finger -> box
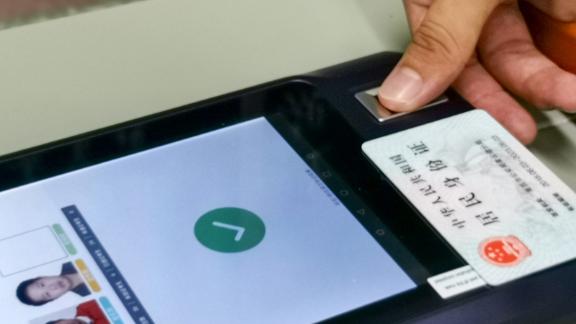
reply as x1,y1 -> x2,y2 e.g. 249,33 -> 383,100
478,3 -> 576,112
453,57 -> 537,144
379,0 -> 503,112
524,0 -> 576,22
403,0 -> 431,33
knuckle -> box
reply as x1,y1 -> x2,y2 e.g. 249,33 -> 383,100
549,1 -> 576,21
411,20 -> 463,64
535,0 -> 576,22
553,10 -> 576,22
482,39 -> 533,63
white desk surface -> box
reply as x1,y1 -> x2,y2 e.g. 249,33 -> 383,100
0,0 -> 409,155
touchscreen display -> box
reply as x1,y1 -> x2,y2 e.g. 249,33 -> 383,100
1,118 -> 415,323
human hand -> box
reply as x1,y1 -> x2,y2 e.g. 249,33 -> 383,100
378,0 -> 576,144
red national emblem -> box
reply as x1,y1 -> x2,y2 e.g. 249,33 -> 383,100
479,235 -> 531,267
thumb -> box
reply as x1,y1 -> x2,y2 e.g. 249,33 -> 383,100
379,0 -> 502,112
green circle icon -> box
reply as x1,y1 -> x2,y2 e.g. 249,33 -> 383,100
195,208 -> 265,253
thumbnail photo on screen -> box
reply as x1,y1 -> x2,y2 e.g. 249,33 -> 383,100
16,261 -> 90,306
30,300 -> 110,324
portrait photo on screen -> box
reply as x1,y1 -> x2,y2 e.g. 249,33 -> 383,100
16,261 -> 91,307
29,300 -> 111,324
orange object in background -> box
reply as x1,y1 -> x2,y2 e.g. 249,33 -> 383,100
521,2 -> 576,74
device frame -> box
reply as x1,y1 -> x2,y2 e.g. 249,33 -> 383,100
1,52 -> 574,323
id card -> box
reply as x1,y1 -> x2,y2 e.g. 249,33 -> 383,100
362,110 -> 576,286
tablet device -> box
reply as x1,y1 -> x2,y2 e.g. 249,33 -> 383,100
1,53 -> 575,324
